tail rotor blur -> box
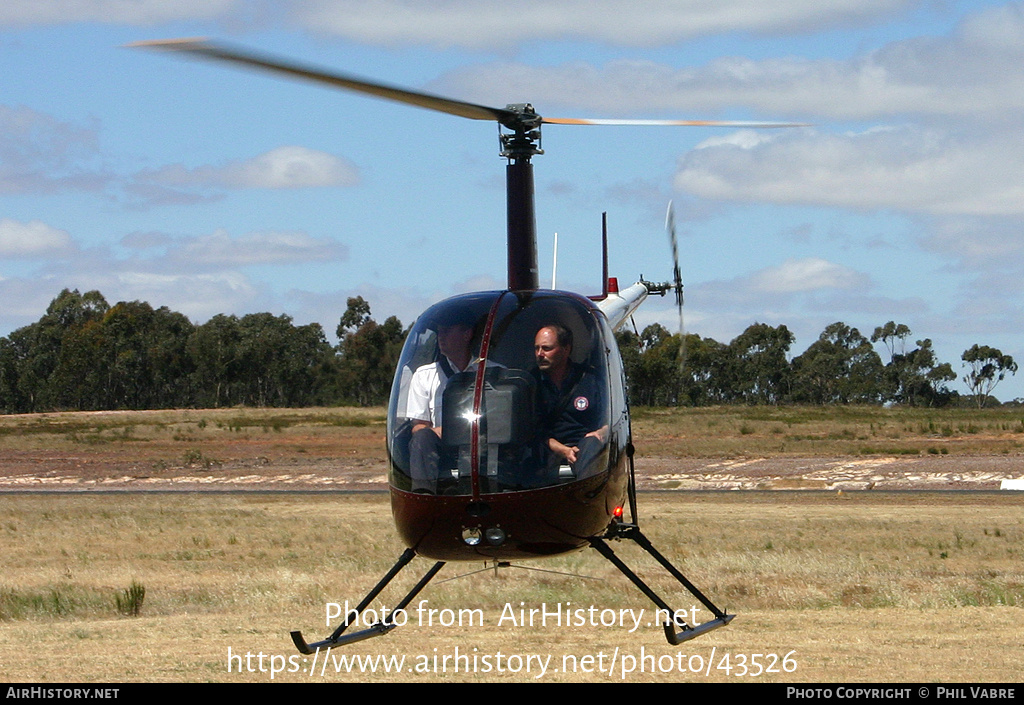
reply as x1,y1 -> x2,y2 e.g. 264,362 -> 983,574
666,201 -> 686,375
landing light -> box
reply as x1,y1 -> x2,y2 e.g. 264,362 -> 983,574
462,527 -> 482,546
485,527 -> 506,546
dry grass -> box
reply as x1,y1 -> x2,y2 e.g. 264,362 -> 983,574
3,404 -> 1024,463
632,405 -> 1024,457
0,407 -> 385,455
2,492 -> 1021,682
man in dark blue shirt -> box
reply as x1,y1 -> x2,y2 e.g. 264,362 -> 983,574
533,324 -> 606,479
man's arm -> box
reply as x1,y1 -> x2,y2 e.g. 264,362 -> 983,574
407,364 -> 442,436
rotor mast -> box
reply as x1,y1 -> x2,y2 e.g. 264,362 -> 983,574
500,104 -> 542,292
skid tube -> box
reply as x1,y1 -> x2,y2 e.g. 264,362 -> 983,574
290,547 -> 446,654
589,523 -> 734,645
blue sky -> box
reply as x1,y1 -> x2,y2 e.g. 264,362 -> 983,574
3,0 -> 1024,400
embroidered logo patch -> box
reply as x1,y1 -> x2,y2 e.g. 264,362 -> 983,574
574,396 -> 589,411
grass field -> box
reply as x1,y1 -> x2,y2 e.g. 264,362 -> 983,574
3,403 -> 1024,462
630,404 -> 1024,457
2,491 -> 1021,683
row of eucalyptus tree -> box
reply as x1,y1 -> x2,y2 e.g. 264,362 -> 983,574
0,290 -> 403,413
1,290 -> 1016,412
616,320 -> 1017,408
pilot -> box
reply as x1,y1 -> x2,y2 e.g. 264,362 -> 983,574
406,310 -> 477,492
533,324 -> 606,481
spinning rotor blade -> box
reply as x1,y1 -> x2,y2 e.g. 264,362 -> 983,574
130,39 -> 809,133
129,38 -> 519,127
666,201 -> 686,370
666,201 -> 683,311
544,117 -> 808,128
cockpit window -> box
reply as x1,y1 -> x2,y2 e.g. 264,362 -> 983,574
387,291 -> 612,495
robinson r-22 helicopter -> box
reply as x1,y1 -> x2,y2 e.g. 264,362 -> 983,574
133,38 -> 802,652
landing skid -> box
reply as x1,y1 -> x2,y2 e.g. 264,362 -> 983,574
290,548 -> 446,654
589,523 -> 734,645
290,524 -> 731,653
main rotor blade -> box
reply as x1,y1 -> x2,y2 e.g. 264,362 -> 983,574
129,38 -> 517,126
543,117 -> 809,128
131,39 -> 810,133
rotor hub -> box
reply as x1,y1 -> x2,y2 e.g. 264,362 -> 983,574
499,103 -> 544,160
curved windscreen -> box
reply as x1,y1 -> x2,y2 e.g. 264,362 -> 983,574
387,291 -> 612,495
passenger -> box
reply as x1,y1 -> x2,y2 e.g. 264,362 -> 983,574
406,310 -> 476,492
533,324 -> 606,480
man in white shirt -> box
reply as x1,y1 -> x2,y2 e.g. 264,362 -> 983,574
407,315 -> 475,492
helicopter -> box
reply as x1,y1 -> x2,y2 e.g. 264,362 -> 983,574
132,38 -> 802,653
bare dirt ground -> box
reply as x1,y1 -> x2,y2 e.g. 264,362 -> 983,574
1,407 -> 1022,492
2,445 -> 1021,492
635,455 -> 1024,491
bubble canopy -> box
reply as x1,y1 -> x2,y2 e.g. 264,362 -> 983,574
387,290 -> 625,496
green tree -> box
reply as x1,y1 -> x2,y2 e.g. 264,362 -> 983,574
961,344 -> 1017,408
124,302 -> 190,407
64,300 -> 196,410
189,314 -> 243,408
792,322 -> 884,404
48,314 -> 107,410
0,333 -> 31,412
893,339 -> 956,407
337,296 -> 372,337
233,313 -> 334,407
277,321 -> 335,407
871,321 -> 912,361
679,332 -> 729,405
723,323 -> 794,404
615,324 -> 685,406
335,298 -> 407,406
871,323 -> 955,406
0,289 -> 110,412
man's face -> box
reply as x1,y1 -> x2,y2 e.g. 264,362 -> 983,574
437,324 -> 472,358
535,327 -> 570,374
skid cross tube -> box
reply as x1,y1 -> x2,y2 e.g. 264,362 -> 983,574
590,524 -> 734,645
291,548 -> 446,654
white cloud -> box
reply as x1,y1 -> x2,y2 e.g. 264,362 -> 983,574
0,105 -> 105,195
434,4 -> 1024,121
113,271 -> 260,322
957,2 -> 1024,53
751,257 -> 865,293
918,216 -> 1024,270
296,0 -> 920,49
695,130 -> 776,151
674,126 -> 1024,217
137,146 -> 359,192
0,219 -> 73,257
688,257 -> 870,313
0,0 -> 236,25
218,147 -> 360,189
166,229 -> 349,267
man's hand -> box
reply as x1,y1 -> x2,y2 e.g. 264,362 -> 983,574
548,438 -> 578,464
413,421 -> 442,438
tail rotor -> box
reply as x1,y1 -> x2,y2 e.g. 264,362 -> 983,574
665,202 -> 686,375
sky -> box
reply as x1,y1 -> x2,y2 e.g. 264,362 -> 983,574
2,0 -> 1024,400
